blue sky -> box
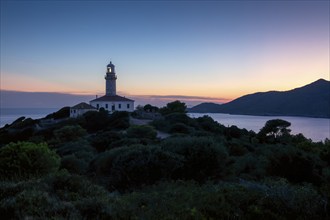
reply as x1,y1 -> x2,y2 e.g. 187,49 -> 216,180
1,0 -> 329,105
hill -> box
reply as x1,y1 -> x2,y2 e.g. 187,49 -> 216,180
189,79 -> 330,118
187,102 -> 223,113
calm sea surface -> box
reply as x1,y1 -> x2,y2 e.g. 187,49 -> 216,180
189,113 -> 330,142
0,108 -> 60,128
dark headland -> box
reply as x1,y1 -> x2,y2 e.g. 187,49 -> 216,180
189,79 -> 330,118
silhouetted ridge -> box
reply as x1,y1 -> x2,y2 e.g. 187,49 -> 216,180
189,79 -> 330,118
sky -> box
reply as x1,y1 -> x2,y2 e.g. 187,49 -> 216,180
1,0 -> 329,106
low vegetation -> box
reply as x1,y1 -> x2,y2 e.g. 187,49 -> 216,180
0,101 -> 329,219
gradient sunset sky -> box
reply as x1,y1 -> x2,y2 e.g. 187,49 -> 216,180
1,0 -> 329,103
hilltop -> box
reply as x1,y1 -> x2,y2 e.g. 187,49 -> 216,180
189,79 -> 330,118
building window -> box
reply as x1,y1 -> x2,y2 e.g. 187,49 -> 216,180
74,110 -> 76,113
112,105 -> 115,111
127,104 -> 130,109
97,104 -> 99,109
119,104 -> 121,109
106,104 -> 108,109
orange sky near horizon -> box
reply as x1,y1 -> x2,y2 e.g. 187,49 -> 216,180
1,1 -> 329,103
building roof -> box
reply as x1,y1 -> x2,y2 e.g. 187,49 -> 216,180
90,95 -> 134,102
71,102 -> 97,109
107,61 -> 115,68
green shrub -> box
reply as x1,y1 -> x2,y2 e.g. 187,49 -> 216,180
0,142 -> 60,180
159,100 -> 187,115
169,123 -> 193,134
54,125 -> 87,143
161,137 -> 228,181
89,131 -> 122,152
126,125 -> 157,139
109,179 -> 327,220
108,111 -> 130,130
151,118 -> 171,132
195,115 -> 224,133
56,139 -> 96,167
80,110 -> 109,132
45,106 -> 70,119
89,145 -> 183,190
60,155 -> 88,175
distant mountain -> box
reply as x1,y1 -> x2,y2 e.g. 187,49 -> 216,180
189,79 -> 330,118
187,103 -> 223,113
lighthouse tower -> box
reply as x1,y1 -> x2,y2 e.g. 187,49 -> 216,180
105,61 -> 117,96
90,60 -> 134,112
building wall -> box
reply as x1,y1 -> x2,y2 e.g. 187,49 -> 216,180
70,109 -> 97,118
90,101 -> 134,112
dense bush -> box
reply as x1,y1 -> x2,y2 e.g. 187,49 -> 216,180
109,180 -> 327,219
159,100 -> 187,115
195,115 -> 225,133
266,145 -> 323,185
89,145 -> 183,190
1,101 -> 329,219
161,137 -> 228,181
0,142 -> 60,180
45,106 -> 70,119
53,125 -> 87,143
0,171 -> 112,219
169,123 -> 193,134
89,131 -> 122,152
107,111 -> 130,130
79,110 -> 110,132
126,125 -> 157,139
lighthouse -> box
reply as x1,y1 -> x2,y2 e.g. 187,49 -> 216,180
105,61 -> 117,96
90,61 -> 135,112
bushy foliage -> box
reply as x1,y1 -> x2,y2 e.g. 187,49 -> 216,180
110,180 -> 327,219
143,104 -> 159,112
159,100 -> 187,115
45,106 -> 70,119
1,101 -> 329,219
89,130 -> 122,152
89,145 -> 183,190
195,115 -> 225,133
169,123 -> 193,134
161,137 -> 228,181
0,142 -> 60,180
56,139 -> 96,164
53,125 -> 87,143
0,171 -> 112,219
107,111 -> 130,130
79,110 -> 110,132
126,125 -> 157,139
265,145 -> 323,184
258,119 -> 291,143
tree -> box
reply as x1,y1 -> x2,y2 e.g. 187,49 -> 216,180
258,119 -> 291,142
159,100 -> 187,115
144,104 -> 159,112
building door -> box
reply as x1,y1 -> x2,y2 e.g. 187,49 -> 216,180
112,105 -> 115,111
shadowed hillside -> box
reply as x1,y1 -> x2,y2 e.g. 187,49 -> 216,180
190,79 -> 330,118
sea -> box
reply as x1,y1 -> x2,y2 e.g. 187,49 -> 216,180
189,113 -> 330,142
0,108 -> 329,142
0,108 -> 60,127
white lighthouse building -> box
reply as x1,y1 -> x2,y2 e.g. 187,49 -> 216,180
90,61 -> 134,112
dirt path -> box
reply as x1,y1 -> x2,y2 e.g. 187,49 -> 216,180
129,117 -> 170,139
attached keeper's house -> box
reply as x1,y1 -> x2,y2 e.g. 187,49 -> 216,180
70,102 -> 97,118
90,61 -> 134,112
